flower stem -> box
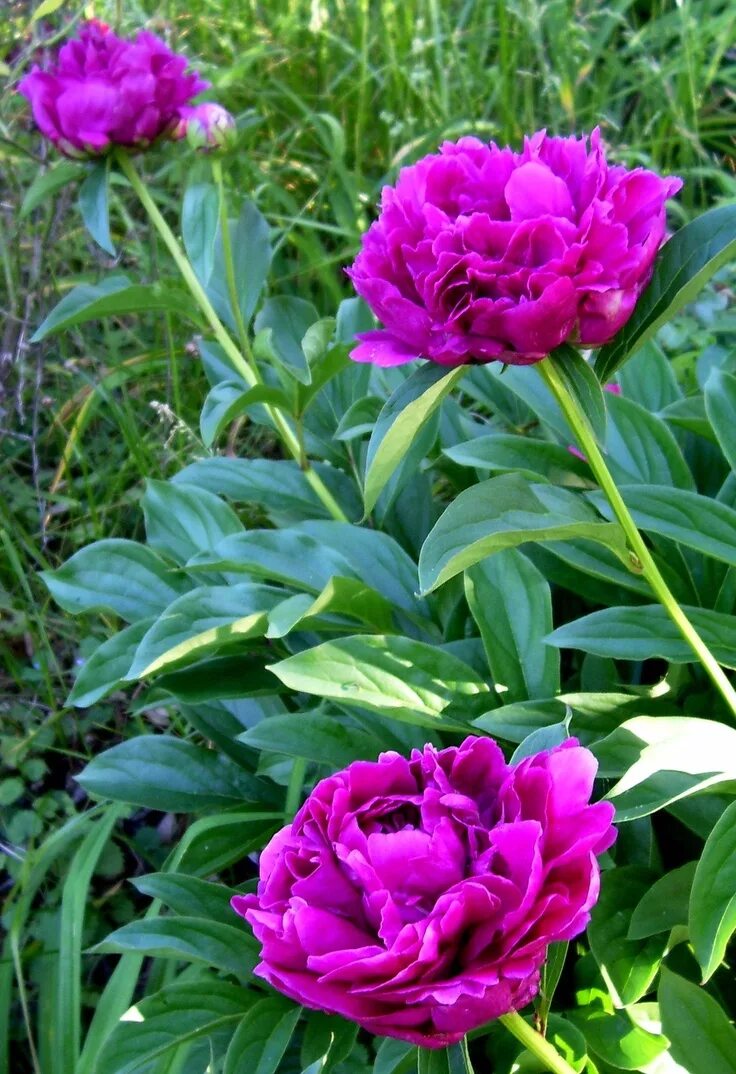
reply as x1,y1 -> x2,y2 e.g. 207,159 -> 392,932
116,151 -> 348,523
538,356 -> 736,720
499,1013 -> 578,1074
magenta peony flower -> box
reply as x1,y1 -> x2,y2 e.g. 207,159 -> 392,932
232,735 -> 615,1047
17,20 -> 209,158
347,130 -> 681,368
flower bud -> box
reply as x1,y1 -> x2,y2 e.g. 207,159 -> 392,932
175,103 -> 236,153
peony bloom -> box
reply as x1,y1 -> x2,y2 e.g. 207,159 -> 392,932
173,102 -> 237,152
347,130 -> 681,368
233,735 -> 615,1047
17,20 -> 209,158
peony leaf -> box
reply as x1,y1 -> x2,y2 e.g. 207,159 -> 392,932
418,473 -> 629,593
444,434 -> 591,482
77,735 -> 279,811
546,603 -> 736,669
705,366 -> 736,473
240,711 -> 385,769
173,457 -> 361,524
223,997 -> 301,1074
363,363 -> 466,515
592,715 -> 736,820
31,276 -> 196,341
68,618 -> 155,708
689,799 -> 736,982
77,159 -> 116,255
199,380 -> 292,446
596,203 -> 736,381
93,918 -> 258,980
142,479 -> 243,564
41,538 -> 190,622
604,393 -> 694,489
94,979 -> 256,1074
628,862 -> 696,939
132,873 -> 239,924
659,968 -> 736,1074
20,159 -> 84,216
254,296 -> 318,383
126,583 -> 281,679
181,181 -> 219,286
269,634 -> 489,729
588,866 -> 668,1006
548,344 -> 607,444
465,549 -> 559,703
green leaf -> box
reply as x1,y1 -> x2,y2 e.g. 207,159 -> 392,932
254,296 -> 318,383
689,799 -> 736,981
593,716 -> 736,820
42,539 -> 189,621
705,367 -> 736,473
596,204 -> 736,381
301,1012 -> 358,1074
182,182 -> 219,285
588,867 -> 668,1006
93,917 -> 258,979
78,160 -> 115,255
132,873 -> 239,924
20,160 -> 84,217
444,434 -> 591,482
95,979 -> 254,1074
418,473 -> 629,593
200,381 -> 291,447
156,653 -> 283,703
269,635 -> 488,729
588,484 -> 736,568
373,1038 -> 415,1074
605,393 -> 693,490
628,862 -> 696,939
240,711 -> 384,768
363,364 -> 465,514
566,998 -> 668,1071
417,1044 -> 473,1074
127,583 -> 281,678
224,996 -> 301,1074
229,200 -> 273,324
266,575 -> 396,637
30,0 -> 68,21
465,550 -> 559,702
31,276 -> 195,342
142,479 -> 244,564
174,457 -> 359,524
187,528 -> 357,593
617,339 -> 681,412
548,344 -> 607,444
547,604 -> 736,669
76,735 -> 278,812
659,968 -> 736,1074
68,618 -> 155,707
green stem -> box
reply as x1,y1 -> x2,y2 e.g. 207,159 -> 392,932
116,151 -> 348,523
539,357 -> 736,720
499,1013 -> 577,1074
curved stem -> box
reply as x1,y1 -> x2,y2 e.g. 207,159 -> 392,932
116,151 -> 348,523
499,1013 -> 578,1074
538,356 -> 736,720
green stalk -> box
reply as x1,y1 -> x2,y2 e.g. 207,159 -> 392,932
116,151 -> 348,523
499,1013 -> 578,1074
538,357 -> 736,720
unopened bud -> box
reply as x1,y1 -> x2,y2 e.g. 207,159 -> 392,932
174,103 -> 236,153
